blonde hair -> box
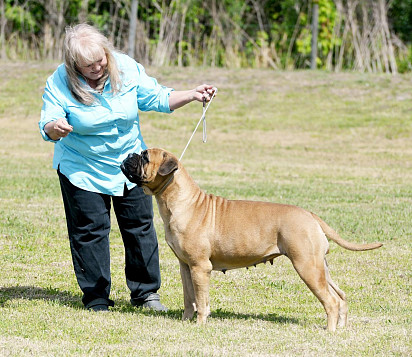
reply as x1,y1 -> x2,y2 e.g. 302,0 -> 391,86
64,23 -> 122,105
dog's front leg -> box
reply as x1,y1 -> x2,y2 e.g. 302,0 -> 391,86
179,260 -> 196,320
190,261 -> 212,324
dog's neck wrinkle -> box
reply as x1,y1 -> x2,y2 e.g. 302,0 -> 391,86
158,166 -> 222,232
156,166 -> 203,211
155,164 -> 232,247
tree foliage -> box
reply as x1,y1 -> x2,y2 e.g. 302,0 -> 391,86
0,0 -> 410,72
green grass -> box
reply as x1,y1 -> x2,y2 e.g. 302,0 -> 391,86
0,62 -> 411,356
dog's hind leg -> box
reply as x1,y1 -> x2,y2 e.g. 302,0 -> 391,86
324,259 -> 348,327
290,253 -> 340,332
189,261 -> 213,324
180,260 -> 196,320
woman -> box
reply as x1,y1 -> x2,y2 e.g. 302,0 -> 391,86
39,23 -> 216,312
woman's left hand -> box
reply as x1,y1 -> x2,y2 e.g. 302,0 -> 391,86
193,84 -> 217,103
169,85 -> 217,111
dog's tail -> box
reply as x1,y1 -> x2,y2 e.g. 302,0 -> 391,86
311,212 -> 383,251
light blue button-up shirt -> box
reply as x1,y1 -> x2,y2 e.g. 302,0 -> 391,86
39,52 -> 173,196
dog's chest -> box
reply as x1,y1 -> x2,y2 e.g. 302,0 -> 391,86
159,208 -> 187,260
164,226 -> 186,260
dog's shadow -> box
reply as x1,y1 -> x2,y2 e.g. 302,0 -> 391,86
208,308 -> 298,325
0,286 -> 298,326
117,302 -> 299,325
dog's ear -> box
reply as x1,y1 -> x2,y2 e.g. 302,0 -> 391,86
158,152 -> 178,176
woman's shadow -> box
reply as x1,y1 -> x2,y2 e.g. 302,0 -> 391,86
0,285 -> 84,310
0,285 -> 298,325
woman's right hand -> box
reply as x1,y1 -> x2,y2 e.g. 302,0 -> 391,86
44,118 -> 73,140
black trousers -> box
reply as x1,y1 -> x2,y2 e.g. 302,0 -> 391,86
58,170 -> 161,308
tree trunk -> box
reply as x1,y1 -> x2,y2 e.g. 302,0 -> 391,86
0,0 -> 6,59
78,0 -> 89,23
177,1 -> 188,67
128,0 -> 139,58
379,0 -> 397,73
311,0 -> 319,69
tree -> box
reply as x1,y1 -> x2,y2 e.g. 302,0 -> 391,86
310,0 -> 319,69
128,0 -> 138,58
0,0 -> 6,59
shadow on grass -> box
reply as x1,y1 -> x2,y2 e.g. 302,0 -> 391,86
116,300 -> 298,325
210,308 -> 299,324
0,286 -> 298,326
150,309 -> 297,325
0,285 -> 84,309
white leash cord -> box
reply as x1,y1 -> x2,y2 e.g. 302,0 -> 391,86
179,88 -> 217,161
202,98 -> 207,144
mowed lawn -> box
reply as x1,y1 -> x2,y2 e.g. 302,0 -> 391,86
0,62 -> 411,356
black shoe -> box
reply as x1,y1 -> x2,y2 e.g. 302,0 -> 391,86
85,298 -> 113,312
88,304 -> 109,312
131,293 -> 168,312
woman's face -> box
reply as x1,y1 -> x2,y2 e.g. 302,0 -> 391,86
77,52 -> 108,82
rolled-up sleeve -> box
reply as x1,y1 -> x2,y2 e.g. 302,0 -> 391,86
135,63 -> 174,113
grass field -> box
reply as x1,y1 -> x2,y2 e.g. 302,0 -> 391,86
0,61 -> 411,356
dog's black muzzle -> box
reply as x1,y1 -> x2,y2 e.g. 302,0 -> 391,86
121,152 -> 147,185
